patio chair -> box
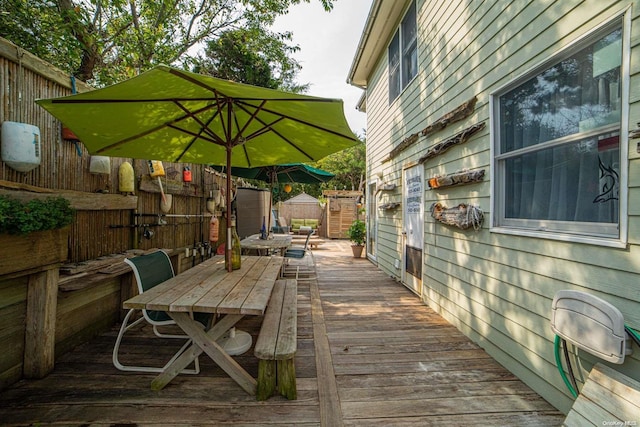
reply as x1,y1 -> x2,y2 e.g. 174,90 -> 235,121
272,216 -> 290,234
282,229 -> 316,282
113,250 -> 208,374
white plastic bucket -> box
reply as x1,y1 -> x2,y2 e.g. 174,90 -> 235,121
1,121 -> 41,173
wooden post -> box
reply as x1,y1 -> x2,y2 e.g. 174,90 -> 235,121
23,267 -> 59,378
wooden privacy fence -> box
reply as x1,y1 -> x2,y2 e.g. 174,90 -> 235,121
0,36 -> 220,263
0,37 -> 223,391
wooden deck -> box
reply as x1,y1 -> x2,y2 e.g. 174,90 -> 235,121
0,240 -> 565,426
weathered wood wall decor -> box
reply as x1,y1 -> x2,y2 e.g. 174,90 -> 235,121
428,169 -> 485,189
381,96 -> 477,163
379,202 -> 401,210
418,122 -> 485,164
430,202 -> 484,231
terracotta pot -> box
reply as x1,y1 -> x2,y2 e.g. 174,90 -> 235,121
351,245 -> 364,258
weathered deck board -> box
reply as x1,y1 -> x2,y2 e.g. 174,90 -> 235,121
0,240 -> 565,426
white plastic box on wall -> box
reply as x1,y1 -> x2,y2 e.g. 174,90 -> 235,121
1,121 -> 41,173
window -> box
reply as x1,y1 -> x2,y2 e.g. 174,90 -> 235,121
493,17 -> 627,242
389,1 -> 417,103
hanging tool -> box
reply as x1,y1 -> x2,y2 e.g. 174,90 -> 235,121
63,76 -> 83,157
147,160 -> 167,204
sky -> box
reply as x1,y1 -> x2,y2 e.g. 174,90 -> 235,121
270,0 -> 374,137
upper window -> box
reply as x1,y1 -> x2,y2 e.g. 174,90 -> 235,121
493,17 -> 626,242
389,1 -> 417,103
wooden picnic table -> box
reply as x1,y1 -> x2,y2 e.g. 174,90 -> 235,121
123,255 -> 284,395
240,234 -> 292,256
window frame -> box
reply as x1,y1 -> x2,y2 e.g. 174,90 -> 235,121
490,9 -> 630,248
388,0 -> 417,104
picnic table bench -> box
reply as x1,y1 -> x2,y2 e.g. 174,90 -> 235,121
254,279 -> 298,400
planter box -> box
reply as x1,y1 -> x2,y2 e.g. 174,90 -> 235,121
0,228 -> 69,276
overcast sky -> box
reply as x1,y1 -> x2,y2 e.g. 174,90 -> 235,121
271,0 -> 374,137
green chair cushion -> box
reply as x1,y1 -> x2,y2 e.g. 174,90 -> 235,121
290,219 -> 305,230
304,219 -> 319,229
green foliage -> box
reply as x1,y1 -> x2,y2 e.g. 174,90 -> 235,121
268,137 -> 366,202
0,0 -> 335,86
317,139 -> 366,191
346,219 -> 366,246
195,27 -> 309,93
0,196 -> 75,235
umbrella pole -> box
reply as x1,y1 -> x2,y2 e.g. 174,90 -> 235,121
226,148 -> 233,272
268,170 -> 274,235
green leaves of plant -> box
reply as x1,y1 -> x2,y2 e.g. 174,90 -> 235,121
0,196 -> 75,235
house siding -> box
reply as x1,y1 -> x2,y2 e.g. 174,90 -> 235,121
361,0 -> 640,414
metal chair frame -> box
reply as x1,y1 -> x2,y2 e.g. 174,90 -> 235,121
282,230 -> 317,282
113,250 -> 202,374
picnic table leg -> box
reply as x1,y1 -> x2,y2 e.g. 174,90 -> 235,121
150,313 -> 243,391
168,312 -> 257,395
257,360 -> 277,400
277,359 -> 297,400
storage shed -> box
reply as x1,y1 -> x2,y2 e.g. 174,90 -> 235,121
323,190 -> 362,239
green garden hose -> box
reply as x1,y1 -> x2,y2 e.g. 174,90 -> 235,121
554,335 -> 578,398
554,325 -> 640,398
626,325 -> 640,347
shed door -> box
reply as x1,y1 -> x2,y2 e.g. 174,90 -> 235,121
402,164 -> 423,295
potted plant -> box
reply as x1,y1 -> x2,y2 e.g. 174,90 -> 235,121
317,195 -> 327,209
346,219 -> 366,258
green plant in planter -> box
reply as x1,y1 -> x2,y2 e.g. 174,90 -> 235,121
347,219 -> 366,246
0,196 -> 75,235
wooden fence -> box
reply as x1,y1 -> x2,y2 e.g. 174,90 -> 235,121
0,37 -> 218,263
0,37 -> 223,391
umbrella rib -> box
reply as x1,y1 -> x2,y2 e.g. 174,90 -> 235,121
171,100 -> 228,161
174,100 -> 224,141
49,97 -> 221,104
167,67 -> 356,143
166,66 -> 265,146
236,99 -> 359,141
231,100 -> 267,146
93,103 -> 220,155
166,67 -> 342,104
230,101 -> 314,160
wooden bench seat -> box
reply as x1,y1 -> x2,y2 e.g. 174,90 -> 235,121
254,279 -> 297,400
563,363 -> 640,426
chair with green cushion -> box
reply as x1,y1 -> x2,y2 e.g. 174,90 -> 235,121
113,250 -> 209,374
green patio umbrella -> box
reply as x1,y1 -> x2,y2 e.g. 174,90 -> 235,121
212,163 -> 335,185
36,65 -> 358,271
212,163 -> 335,232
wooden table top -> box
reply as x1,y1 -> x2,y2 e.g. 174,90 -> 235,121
124,256 -> 284,316
240,234 -> 292,251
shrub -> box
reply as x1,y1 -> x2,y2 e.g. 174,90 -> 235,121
347,219 -> 366,246
0,196 -> 74,235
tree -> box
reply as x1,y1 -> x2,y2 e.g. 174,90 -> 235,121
0,0 -> 335,86
194,27 -> 308,93
270,138 -> 365,202
317,138 -> 366,192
